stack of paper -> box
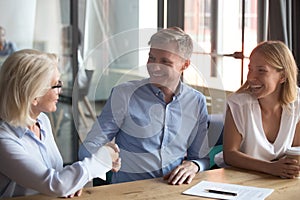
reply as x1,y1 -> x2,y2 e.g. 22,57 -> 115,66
182,181 -> 274,200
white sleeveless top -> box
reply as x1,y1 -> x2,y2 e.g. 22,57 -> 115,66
227,88 -> 300,161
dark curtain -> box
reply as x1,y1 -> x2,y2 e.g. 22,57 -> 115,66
292,0 -> 300,75
167,0 -> 184,29
268,0 -> 292,47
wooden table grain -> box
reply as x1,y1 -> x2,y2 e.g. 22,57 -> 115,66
5,168 -> 300,200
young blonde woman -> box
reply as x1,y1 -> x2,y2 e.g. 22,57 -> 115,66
223,41 -> 300,178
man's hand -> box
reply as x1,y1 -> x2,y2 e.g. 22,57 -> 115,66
163,160 -> 199,185
104,142 -> 121,172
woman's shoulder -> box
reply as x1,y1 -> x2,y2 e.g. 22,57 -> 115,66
297,87 -> 300,99
0,121 -> 11,138
292,87 -> 300,107
228,92 -> 256,105
0,121 -> 24,139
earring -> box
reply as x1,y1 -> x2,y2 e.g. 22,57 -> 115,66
32,98 -> 39,106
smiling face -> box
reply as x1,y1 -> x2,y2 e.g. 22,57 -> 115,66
146,43 -> 188,92
247,52 -> 285,99
31,67 -> 61,117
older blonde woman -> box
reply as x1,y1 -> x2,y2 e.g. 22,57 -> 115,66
0,49 -> 121,198
223,41 -> 300,178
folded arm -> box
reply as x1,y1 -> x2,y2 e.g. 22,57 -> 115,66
223,106 -> 300,178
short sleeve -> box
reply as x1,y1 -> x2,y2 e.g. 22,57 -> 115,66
227,93 -> 253,137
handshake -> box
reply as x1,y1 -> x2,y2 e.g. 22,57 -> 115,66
103,142 -> 121,172
92,142 -> 121,173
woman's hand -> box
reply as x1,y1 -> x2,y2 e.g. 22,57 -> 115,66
270,156 -> 300,178
64,189 -> 82,198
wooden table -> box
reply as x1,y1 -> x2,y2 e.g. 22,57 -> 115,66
5,168 -> 300,200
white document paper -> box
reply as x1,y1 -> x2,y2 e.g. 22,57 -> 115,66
182,181 -> 274,200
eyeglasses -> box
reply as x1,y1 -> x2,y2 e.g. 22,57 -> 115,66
51,80 -> 63,92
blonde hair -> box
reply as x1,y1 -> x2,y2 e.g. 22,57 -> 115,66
238,41 -> 298,105
0,49 -> 58,127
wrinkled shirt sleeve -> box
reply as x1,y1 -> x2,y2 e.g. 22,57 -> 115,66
0,113 -> 112,198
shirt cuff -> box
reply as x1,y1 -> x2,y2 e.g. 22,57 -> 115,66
191,160 -> 201,172
191,159 -> 209,172
82,147 -> 112,181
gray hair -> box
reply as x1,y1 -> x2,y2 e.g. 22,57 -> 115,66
148,27 -> 193,60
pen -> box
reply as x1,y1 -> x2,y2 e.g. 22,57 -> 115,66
206,189 -> 237,196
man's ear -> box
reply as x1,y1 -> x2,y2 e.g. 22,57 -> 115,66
182,60 -> 190,70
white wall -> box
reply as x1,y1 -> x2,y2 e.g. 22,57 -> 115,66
0,0 -> 37,49
0,0 -> 62,53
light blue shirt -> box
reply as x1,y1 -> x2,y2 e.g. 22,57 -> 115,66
79,78 -> 210,183
0,112 -> 110,198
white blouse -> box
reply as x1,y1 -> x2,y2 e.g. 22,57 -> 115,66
227,88 -> 300,161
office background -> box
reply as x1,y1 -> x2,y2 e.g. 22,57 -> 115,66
0,0 -> 299,164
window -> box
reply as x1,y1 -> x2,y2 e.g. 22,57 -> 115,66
184,0 -> 258,92
81,0 -> 158,101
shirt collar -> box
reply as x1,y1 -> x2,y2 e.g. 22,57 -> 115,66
174,81 -> 183,96
8,114 -> 45,139
6,123 -> 27,138
148,79 -> 183,97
